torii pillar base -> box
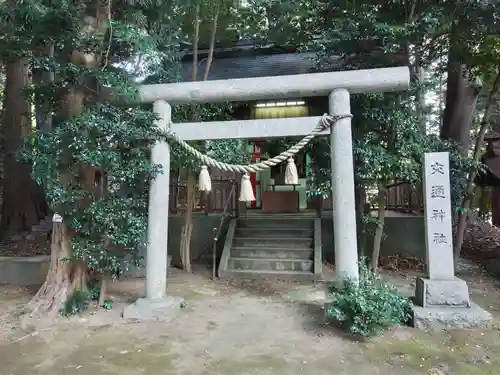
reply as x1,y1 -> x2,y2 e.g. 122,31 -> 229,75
122,296 -> 184,322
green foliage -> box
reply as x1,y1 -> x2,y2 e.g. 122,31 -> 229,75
169,102 -> 249,171
4,0 -> 183,279
247,0 -> 497,209
21,102 -> 162,274
60,278 -> 114,315
87,278 -> 101,301
102,299 -> 113,310
353,92 -> 424,186
9,0 -> 259,283
305,91 -> 427,199
327,260 -> 412,338
147,54 -> 250,172
60,290 -> 91,316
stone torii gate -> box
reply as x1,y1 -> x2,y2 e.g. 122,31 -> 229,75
122,66 -> 410,321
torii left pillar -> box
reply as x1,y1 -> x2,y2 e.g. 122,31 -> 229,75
122,100 -> 184,321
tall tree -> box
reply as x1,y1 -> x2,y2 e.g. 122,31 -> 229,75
453,36 -> 500,261
440,1 -> 498,153
1,58 -> 48,235
12,0 -> 178,317
0,2 -> 49,235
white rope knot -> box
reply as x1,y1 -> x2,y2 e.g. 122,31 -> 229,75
166,113 -> 351,174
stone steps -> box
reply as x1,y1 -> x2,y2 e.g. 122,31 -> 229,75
231,246 -> 313,259
235,227 -> 313,238
238,218 -> 314,229
233,236 -> 313,248
229,257 -> 313,272
221,216 -> 320,281
221,268 -> 316,281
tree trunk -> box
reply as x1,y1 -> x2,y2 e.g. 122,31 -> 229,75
180,172 -> 195,272
178,4 -> 221,272
416,65 -> 427,133
0,58 -> 48,235
27,90 -> 91,317
454,70 -> 500,263
492,186 -> 500,226
355,184 -> 367,257
27,222 -> 73,318
27,3 -> 109,317
98,276 -> 107,307
441,64 -> 481,154
35,43 -> 54,132
477,186 -> 489,220
371,184 -> 387,272
441,31 -> 481,154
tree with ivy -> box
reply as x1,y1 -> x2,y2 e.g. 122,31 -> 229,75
0,0 -> 180,317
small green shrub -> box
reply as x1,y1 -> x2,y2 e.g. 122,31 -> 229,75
60,290 -> 91,316
327,261 -> 412,337
87,278 -> 101,301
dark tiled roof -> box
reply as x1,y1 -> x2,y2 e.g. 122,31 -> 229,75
181,52 -> 336,81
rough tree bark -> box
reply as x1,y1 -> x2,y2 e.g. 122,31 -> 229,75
180,172 -> 196,272
355,184 -> 367,257
1,58 -> 48,235
492,186 -> 500,226
454,70 -> 500,263
370,184 -> 387,271
441,31 -> 482,154
34,43 -> 55,133
27,2 -> 110,318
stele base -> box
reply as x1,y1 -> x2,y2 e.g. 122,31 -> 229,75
412,276 -> 492,331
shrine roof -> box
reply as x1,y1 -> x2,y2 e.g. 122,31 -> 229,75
179,41 -> 341,81
484,131 -> 500,141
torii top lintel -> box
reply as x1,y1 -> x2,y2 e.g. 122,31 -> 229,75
138,66 -> 410,105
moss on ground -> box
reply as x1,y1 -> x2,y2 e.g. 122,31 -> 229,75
362,327 -> 500,375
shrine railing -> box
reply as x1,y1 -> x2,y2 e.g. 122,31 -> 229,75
308,182 -> 423,214
385,182 -> 424,213
167,180 -> 421,214
169,179 -> 238,214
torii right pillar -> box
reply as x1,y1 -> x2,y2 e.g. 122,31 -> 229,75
329,89 -> 359,283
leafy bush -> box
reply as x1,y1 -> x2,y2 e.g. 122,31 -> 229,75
87,278 -> 101,301
327,261 -> 412,337
60,290 -> 91,316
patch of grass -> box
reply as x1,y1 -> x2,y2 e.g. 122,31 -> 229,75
204,354 -> 288,374
470,291 -> 500,313
363,328 -> 500,375
178,290 -> 205,300
58,330 -> 179,373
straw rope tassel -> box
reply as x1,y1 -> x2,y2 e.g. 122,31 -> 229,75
198,165 -> 212,192
239,173 -> 255,202
284,157 -> 298,185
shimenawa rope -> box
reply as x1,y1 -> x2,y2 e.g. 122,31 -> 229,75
165,113 -> 352,174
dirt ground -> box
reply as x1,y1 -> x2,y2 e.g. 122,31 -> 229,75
1,262 -> 500,375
